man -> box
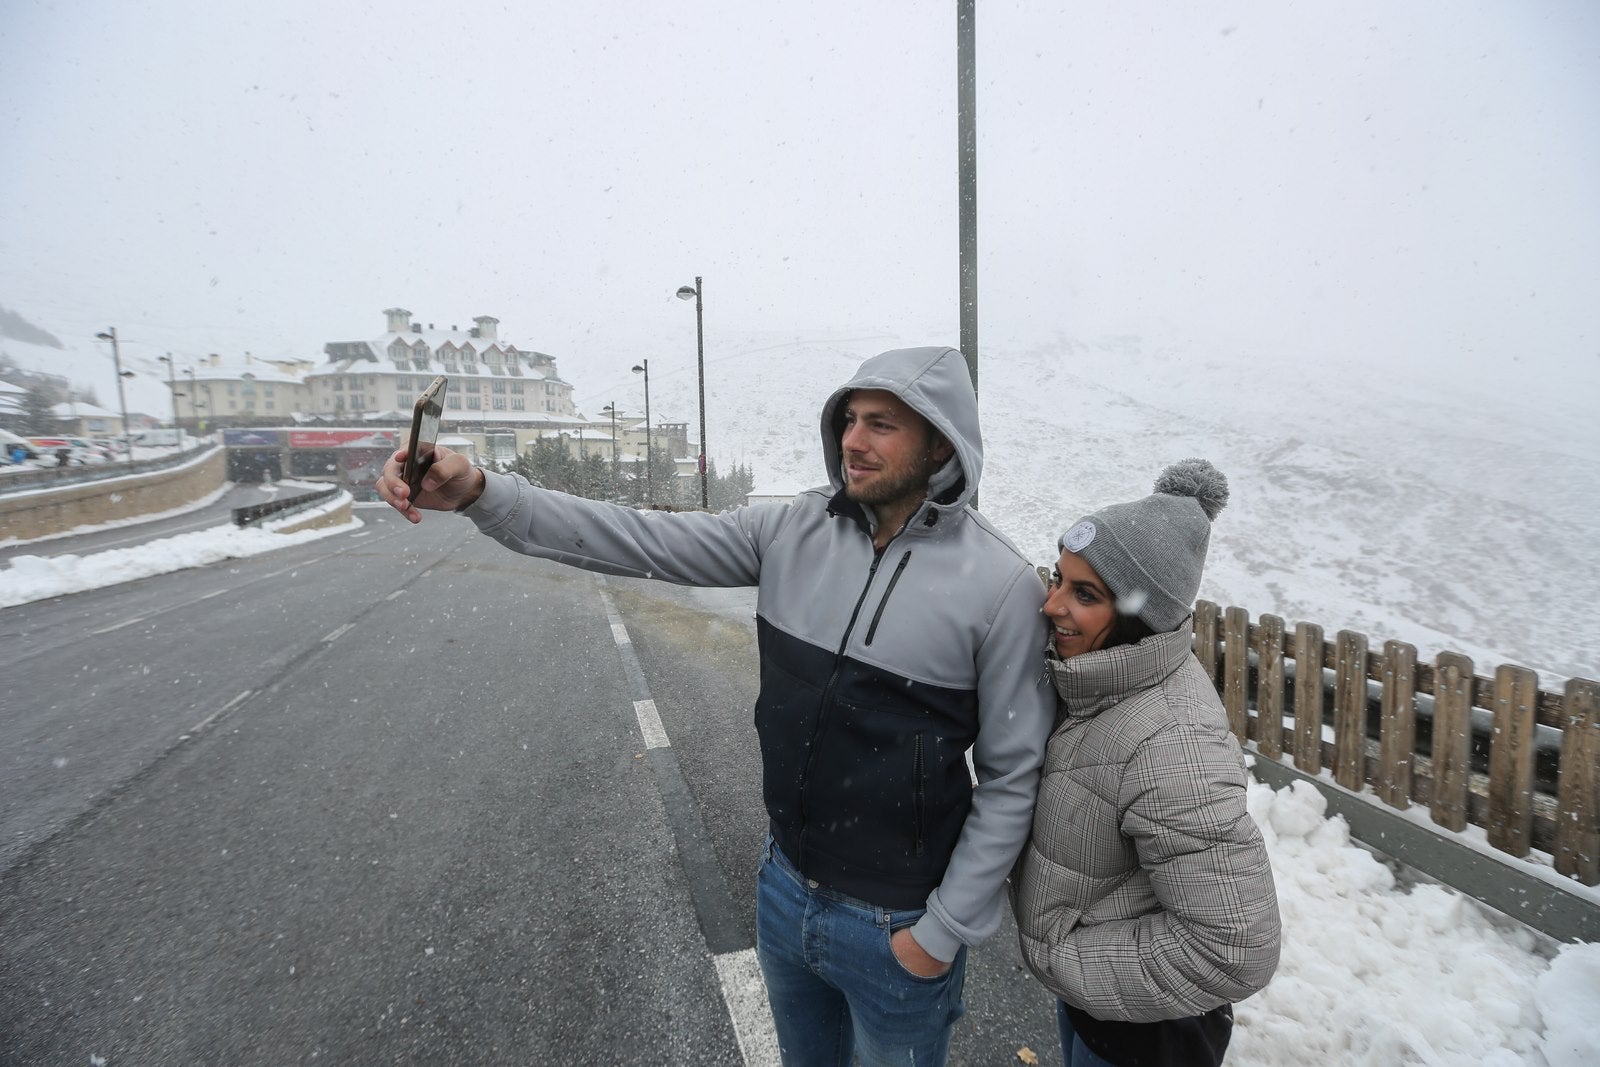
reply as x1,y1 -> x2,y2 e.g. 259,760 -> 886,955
377,346 -> 1053,1066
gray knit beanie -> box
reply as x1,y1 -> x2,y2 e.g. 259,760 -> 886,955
1058,458 -> 1229,632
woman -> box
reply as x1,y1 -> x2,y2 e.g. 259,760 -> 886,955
1011,459 -> 1281,1067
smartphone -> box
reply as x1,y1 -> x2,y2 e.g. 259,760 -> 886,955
401,375 -> 449,499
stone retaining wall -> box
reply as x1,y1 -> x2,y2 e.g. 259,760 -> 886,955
0,448 -> 227,542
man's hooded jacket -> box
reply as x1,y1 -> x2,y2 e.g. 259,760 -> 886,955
464,346 -> 1054,961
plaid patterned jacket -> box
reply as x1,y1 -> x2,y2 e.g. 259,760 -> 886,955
1010,623 -> 1281,1022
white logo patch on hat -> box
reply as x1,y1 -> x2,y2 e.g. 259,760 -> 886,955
1063,519 -> 1096,552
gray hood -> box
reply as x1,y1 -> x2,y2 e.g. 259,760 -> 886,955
819,346 -> 982,517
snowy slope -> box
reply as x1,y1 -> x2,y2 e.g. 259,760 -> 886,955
613,328 -> 1598,684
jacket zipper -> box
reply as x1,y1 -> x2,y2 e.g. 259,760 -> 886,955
796,548 -> 887,867
863,550 -> 912,647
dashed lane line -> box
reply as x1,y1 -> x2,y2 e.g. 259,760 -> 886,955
597,576 -> 779,1067
632,698 -> 669,750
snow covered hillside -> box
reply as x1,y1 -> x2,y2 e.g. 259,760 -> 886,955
609,329 -> 1598,685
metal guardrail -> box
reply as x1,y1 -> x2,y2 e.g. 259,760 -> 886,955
232,485 -> 342,528
0,442 -> 218,493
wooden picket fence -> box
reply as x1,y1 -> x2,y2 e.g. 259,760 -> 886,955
1192,601 -> 1600,888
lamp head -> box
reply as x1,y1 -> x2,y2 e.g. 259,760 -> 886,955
95,332 -> 113,341
676,285 -> 698,301
631,364 -> 646,374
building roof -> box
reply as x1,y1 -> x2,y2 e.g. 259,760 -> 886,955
51,401 -> 123,418
181,361 -> 304,385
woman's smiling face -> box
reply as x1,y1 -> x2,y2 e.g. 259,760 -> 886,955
1043,548 -> 1117,659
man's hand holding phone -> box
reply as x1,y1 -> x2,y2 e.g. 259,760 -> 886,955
376,444 -> 484,523
376,375 -> 486,523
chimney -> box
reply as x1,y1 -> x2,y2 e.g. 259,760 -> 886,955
473,315 -> 500,342
412,323 -> 423,333
384,307 -> 413,333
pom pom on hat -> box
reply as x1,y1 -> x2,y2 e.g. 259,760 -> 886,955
1153,457 -> 1229,520
1058,459 -> 1230,632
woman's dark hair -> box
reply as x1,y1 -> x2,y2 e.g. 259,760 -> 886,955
1101,610 -> 1157,651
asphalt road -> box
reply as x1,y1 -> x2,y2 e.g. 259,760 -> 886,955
1,505 -> 1058,1065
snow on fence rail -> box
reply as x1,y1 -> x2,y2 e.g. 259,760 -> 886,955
1192,600 -> 1599,888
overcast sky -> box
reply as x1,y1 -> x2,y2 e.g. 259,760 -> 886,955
1,1 -> 1596,415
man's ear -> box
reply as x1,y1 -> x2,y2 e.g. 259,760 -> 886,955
929,431 -> 955,464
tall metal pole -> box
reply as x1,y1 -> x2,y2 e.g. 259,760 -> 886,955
185,369 -> 199,428
957,0 -> 978,505
677,278 -> 709,510
162,354 -> 179,436
631,360 -> 652,507
98,328 -> 133,464
692,278 -> 708,510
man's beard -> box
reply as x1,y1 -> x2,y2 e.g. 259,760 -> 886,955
844,454 -> 942,508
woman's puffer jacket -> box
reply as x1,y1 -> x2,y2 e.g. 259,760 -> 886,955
1011,622 -> 1281,1022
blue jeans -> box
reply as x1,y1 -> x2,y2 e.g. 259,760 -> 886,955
755,837 -> 967,1066
1058,1002 -> 1118,1067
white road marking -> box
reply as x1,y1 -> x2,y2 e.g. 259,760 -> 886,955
91,616 -> 147,634
633,699 -> 669,749
713,949 -> 780,1066
600,576 -> 773,1065
184,690 -> 252,737
322,623 -> 355,643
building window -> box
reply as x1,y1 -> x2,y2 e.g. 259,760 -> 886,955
492,397 -> 506,410
512,398 -> 524,410
491,380 -> 506,393
467,396 -> 482,410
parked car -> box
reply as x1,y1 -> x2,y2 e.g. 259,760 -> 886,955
27,435 -> 111,464
132,428 -> 184,447
1,428 -> 43,465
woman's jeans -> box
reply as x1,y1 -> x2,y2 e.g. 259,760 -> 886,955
755,836 -> 968,1066
1058,1001 -> 1119,1066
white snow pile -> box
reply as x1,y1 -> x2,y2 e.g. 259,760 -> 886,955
1232,776 -> 1599,1066
0,492 -> 360,607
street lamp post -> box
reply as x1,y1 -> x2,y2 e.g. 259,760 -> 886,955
676,276 -> 708,510
94,328 -> 134,464
183,369 -> 200,429
601,403 -> 619,461
630,360 -> 652,507
158,354 -> 180,440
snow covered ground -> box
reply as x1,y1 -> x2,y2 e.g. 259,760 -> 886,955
1,332 -> 1596,1064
